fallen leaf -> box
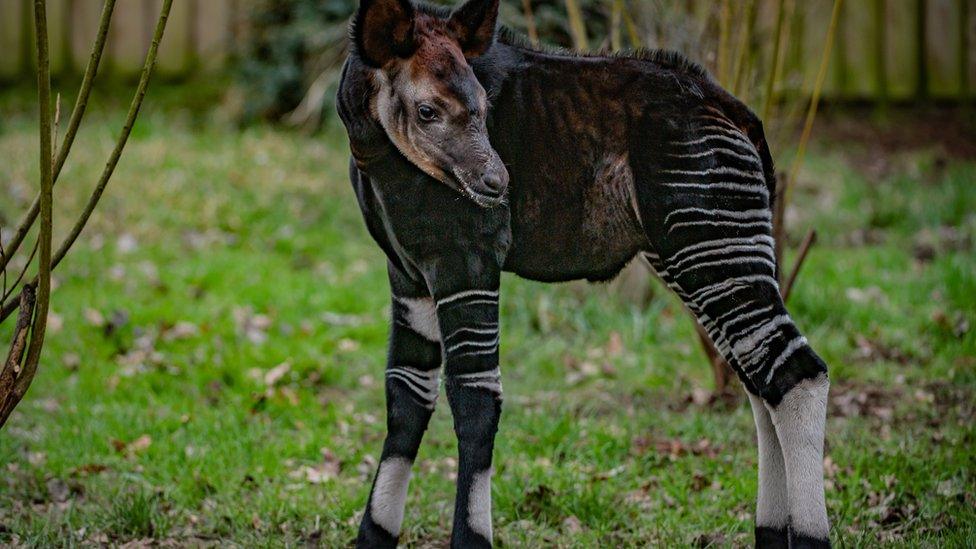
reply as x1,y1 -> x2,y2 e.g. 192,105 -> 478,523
111,434 -> 152,456
84,308 -> 105,327
46,478 -> 70,502
264,362 -> 291,386
606,332 -> 624,357
163,321 -> 199,341
561,515 -> 583,534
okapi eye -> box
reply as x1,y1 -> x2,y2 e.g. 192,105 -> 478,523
417,104 -> 438,122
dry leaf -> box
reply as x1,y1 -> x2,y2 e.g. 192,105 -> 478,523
561,515 -> 583,534
264,362 -> 291,386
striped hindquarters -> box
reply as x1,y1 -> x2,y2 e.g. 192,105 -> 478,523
644,107 -> 812,395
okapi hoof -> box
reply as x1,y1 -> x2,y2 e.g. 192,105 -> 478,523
356,520 -> 398,549
754,526 -> 788,549
787,526 -> 831,549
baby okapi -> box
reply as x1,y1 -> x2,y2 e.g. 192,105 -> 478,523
337,0 -> 831,547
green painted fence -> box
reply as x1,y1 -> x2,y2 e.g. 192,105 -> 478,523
0,0 -> 972,101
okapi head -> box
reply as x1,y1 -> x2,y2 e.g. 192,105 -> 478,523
353,0 -> 509,207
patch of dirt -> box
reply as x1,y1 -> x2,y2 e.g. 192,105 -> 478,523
812,107 -> 976,161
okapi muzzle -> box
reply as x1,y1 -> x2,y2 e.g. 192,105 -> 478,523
357,0 -> 508,207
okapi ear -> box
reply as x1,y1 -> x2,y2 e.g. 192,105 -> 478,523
449,0 -> 500,58
352,0 -> 417,68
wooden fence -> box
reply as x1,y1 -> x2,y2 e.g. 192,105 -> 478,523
0,0 -> 240,80
0,0 -> 973,101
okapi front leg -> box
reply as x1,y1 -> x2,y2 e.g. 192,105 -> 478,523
437,289 -> 503,548
357,275 -> 442,548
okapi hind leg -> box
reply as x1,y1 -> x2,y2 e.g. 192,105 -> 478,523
357,271 -> 443,548
648,250 -> 831,548
768,370 -> 830,547
632,105 -> 831,547
748,392 -> 789,548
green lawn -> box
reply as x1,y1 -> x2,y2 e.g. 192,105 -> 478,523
1,89 -> 974,547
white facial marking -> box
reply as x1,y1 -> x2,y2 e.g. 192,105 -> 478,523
370,457 -> 414,536
467,468 -> 493,540
749,393 -> 789,529
769,374 -> 830,539
398,296 -> 440,342
372,71 -> 448,183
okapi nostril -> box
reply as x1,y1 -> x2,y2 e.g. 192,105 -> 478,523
480,174 -> 506,196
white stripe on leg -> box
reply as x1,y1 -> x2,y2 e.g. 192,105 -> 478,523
370,457 -> 413,536
748,393 -> 789,530
467,468 -> 493,541
768,374 -> 830,539
397,297 -> 440,342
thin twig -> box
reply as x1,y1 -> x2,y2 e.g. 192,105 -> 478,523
0,239 -> 39,306
0,0 -> 117,274
621,1 -> 640,48
781,229 -> 817,303
610,0 -> 623,52
730,0 -> 758,97
521,0 -> 539,46
1,228 -> 7,298
0,0 -> 173,325
762,0 -> 788,121
564,0 -> 589,50
786,0 -> 844,205
0,285 -> 36,421
717,0 -> 731,86
0,0 -> 54,428
52,93 -> 61,163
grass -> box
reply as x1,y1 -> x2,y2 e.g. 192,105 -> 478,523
0,87 -> 974,547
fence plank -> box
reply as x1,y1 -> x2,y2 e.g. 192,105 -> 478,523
800,1 -> 836,95
1,0 -> 971,100
966,0 -> 974,99
886,0 -> 919,99
46,0 -> 67,74
0,0 -> 23,79
155,0 -> 190,76
196,0 -> 230,71
927,0 -> 961,96
69,0 -> 101,73
108,0 -> 147,77
843,0 -> 879,98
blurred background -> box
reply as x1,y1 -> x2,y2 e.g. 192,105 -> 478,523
1,0 -> 974,546
1,0 -> 973,124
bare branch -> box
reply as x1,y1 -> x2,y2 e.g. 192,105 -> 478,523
782,229 -> 817,303
785,0 -> 844,205
0,0 -> 172,325
0,285 -> 36,426
0,0 -> 55,429
0,239 -> 38,306
0,0 -> 117,274
521,0 -> 539,46
762,0 -> 788,121
564,0 -> 589,50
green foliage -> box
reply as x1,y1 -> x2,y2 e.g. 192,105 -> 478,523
237,0 -> 358,123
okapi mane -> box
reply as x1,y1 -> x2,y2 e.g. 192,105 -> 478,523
496,25 -> 712,83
